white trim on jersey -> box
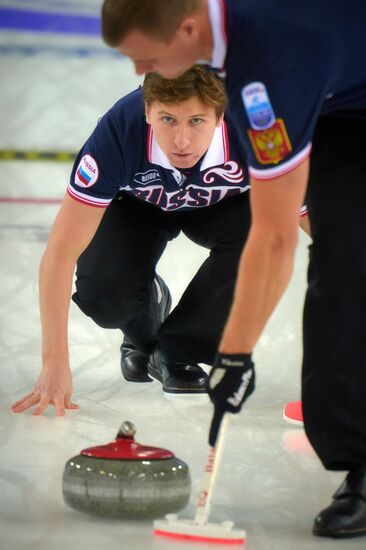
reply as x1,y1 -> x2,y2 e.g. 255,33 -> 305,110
67,184 -> 111,208
207,0 -> 227,70
300,205 -> 308,217
248,143 -> 312,180
200,123 -> 229,169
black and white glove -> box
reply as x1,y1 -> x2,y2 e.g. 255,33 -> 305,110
207,352 -> 255,446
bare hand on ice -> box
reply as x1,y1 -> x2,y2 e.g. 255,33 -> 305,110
10,364 -> 79,416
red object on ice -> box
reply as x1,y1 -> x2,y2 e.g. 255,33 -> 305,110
283,400 -> 303,425
154,530 -> 246,545
81,434 -> 174,461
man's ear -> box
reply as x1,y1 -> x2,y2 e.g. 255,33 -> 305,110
145,103 -> 151,124
178,17 -> 200,42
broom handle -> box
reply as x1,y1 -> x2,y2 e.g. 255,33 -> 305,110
193,413 -> 229,526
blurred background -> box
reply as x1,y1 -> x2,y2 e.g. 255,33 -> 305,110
0,0 -> 141,199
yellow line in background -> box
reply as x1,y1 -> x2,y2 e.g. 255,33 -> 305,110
0,150 -> 77,162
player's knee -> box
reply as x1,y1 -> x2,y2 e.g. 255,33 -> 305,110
73,283 -> 150,330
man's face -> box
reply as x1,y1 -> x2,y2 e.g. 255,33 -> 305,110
145,97 -> 222,169
119,29 -> 201,78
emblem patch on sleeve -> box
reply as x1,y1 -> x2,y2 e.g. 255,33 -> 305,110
74,154 -> 99,188
242,82 -> 276,130
248,119 -> 292,165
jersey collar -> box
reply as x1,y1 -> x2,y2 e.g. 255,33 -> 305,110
207,0 -> 227,71
147,122 -> 229,176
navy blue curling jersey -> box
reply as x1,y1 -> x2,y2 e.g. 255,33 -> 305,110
207,0 -> 366,180
68,88 -> 249,211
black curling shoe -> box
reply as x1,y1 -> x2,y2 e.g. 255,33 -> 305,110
120,338 -> 152,382
121,274 -> 172,383
313,467 -> 366,538
148,350 -> 208,394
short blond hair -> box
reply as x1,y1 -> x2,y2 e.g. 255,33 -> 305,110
102,0 -> 203,46
143,66 -> 227,120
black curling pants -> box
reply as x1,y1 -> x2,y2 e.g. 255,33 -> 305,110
303,115 -> 366,471
72,192 -> 251,364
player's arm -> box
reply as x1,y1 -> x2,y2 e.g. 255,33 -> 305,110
11,194 -> 106,416
220,159 -> 309,353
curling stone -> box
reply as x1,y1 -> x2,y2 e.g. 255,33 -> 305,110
62,421 -> 191,519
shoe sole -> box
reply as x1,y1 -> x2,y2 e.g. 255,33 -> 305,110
313,527 -> 366,538
122,372 -> 153,383
147,363 -> 208,394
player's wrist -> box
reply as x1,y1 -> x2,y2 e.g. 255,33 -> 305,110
214,352 -> 253,369
42,348 -> 69,367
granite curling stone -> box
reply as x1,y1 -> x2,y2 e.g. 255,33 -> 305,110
62,421 -> 191,519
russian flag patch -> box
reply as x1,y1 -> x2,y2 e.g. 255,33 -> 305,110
75,154 -> 99,188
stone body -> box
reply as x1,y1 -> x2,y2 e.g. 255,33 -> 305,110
63,454 -> 191,519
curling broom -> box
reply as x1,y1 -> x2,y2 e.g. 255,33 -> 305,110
153,414 -> 246,545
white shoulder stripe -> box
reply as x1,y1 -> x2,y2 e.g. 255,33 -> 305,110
67,185 -> 111,207
249,143 -> 312,180
300,205 -> 308,217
